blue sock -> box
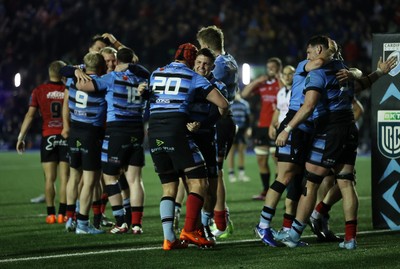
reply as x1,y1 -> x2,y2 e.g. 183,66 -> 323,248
289,219 -> 307,242
201,210 -> 213,226
77,219 -> 89,228
75,200 -> 80,213
123,198 -> 130,210
160,197 -> 176,242
259,206 -> 275,229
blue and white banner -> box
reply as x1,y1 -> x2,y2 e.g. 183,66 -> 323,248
371,34 -> 400,230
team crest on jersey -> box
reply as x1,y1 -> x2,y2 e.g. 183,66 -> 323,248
383,43 -> 400,77
377,110 -> 400,159
123,75 -> 128,81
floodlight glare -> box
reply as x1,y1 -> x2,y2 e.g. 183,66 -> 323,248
14,73 -> 21,87
242,63 -> 250,85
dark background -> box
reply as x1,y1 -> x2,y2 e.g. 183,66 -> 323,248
1,0 -> 399,150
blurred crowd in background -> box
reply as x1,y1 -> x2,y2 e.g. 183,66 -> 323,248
1,0 -> 400,151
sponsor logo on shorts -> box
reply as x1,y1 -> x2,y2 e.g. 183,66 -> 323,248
156,139 -> 164,146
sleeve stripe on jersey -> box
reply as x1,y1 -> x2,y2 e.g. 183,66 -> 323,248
304,86 -> 322,93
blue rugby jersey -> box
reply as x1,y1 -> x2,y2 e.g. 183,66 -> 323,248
149,62 -> 213,115
287,59 -> 314,133
213,53 -> 239,103
94,70 -> 148,123
231,98 -> 250,129
304,59 -> 353,121
187,75 -> 227,128
66,76 -> 106,127
288,60 -> 309,112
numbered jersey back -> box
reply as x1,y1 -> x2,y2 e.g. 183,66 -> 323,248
149,62 -> 212,115
30,81 -> 65,136
66,76 -> 106,127
98,70 -> 147,123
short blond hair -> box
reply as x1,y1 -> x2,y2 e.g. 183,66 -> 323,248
197,25 -> 224,51
83,52 -> 106,72
100,46 -> 117,56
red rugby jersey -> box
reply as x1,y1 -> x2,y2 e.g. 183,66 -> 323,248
255,78 -> 280,127
29,81 -> 65,136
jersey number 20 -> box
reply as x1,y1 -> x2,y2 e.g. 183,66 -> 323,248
152,77 -> 182,95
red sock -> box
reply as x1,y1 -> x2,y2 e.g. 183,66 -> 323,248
92,200 -> 101,215
315,201 -> 331,216
282,213 -> 294,229
345,220 -> 357,241
100,193 -> 108,214
131,210 -> 144,227
214,210 -> 227,231
66,204 -> 76,219
183,193 -> 204,232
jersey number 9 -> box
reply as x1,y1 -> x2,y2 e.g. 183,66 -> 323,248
76,91 -> 88,108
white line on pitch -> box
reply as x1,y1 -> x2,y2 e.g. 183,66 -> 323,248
0,229 -> 396,264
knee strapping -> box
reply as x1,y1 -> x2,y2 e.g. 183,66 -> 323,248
270,180 -> 286,194
105,183 -> 121,197
304,170 -> 324,184
336,172 -> 355,181
185,166 -> 207,179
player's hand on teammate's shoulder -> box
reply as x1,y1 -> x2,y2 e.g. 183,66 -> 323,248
186,121 -> 201,133
102,33 -> 117,44
137,82 -> 148,95
74,69 -> 92,83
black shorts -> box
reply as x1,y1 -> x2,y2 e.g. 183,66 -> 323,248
149,134 -> 205,174
307,122 -> 358,168
253,127 -> 275,147
216,116 -> 236,158
192,130 -> 218,178
233,127 -> 247,145
275,118 -> 313,165
40,134 -> 68,163
68,122 -> 104,171
101,126 -> 145,175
